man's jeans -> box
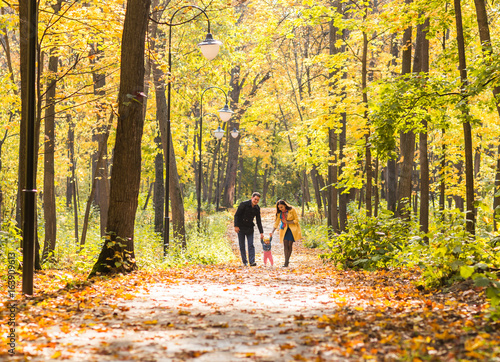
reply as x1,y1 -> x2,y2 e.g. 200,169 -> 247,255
237,231 -> 255,265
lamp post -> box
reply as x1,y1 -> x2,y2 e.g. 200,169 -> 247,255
154,5 -> 222,254
22,0 -> 38,295
198,86 -> 233,226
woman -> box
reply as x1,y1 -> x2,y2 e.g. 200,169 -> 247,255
270,200 -> 302,267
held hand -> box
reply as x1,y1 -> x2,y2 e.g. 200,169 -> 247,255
234,226 -> 240,233
260,233 -> 264,240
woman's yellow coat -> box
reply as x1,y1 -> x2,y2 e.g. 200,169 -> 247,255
273,207 -> 302,243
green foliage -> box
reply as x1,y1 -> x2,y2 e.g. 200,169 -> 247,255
319,204 -> 500,318
135,211 -> 236,269
32,199 -> 236,275
300,209 -> 329,249
398,218 -> 477,289
371,73 -> 455,161
321,208 -> 415,270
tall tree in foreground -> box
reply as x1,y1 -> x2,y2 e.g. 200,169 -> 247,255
90,0 -> 151,276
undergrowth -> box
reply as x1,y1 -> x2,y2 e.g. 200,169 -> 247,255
0,204 -> 235,282
302,203 -> 500,318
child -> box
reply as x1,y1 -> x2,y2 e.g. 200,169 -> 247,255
261,236 -> 273,266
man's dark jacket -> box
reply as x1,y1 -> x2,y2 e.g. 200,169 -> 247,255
234,200 -> 264,234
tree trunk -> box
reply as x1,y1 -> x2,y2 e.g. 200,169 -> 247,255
252,158 -> 260,193
328,129 -> 339,233
374,158 -> 379,217
154,135 -> 164,233
0,130 -> 9,223
419,18 -> 430,239
42,47 -> 59,263
193,123 -> 199,203
386,34 -> 399,215
1,7 -> 17,93
66,119 -> 74,208
327,5 -> 340,228
397,0 -> 414,219
495,145 -> 500,226
89,0 -> 151,277
301,171 -> 307,215
362,23 -> 372,217
81,115 -> 112,249
302,170 -> 311,207
208,140 -> 217,205
237,147 -> 243,203
150,21 -> 186,244
143,182 -> 153,210
454,0 -> 475,234
90,41 -> 109,237
262,164 -> 269,206
471,0 -> 500,229
222,67 -> 271,207
222,67 -> 242,207
17,0 -> 29,229
439,129 -> 446,222
317,171 -> 328,218
311,167 -> 323,218
66,116 -> 79,244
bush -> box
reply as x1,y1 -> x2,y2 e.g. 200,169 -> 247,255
15,201 -> 236,275
321,209 -> 417,270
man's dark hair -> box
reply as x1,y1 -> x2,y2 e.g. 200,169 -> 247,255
252,192 -> 261,198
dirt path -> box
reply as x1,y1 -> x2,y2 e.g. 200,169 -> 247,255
23,208 -> 339,361
13,208 -> 499,361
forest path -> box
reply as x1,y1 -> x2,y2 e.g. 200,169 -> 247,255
13,208 -> 499,361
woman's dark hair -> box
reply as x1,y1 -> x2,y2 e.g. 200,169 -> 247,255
276,199 -> 292,214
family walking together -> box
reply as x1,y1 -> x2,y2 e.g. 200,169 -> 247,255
233,192 -> 302,267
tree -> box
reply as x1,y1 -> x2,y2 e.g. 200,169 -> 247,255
90,0 -> 151,276
42,0 -> 63,263
453,0 -> 475,235
471,0 -> 500,229
418,18 -> 430,239
221,66 -> 271,207
149,2 -> 187,244
397,0 -> 414,219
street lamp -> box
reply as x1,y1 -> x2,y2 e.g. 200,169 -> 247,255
153,5 -> 222,254
198,86 -> 233,226
213,125 -> 225,140
213,124 -> 225,212
230,127 -> 239,138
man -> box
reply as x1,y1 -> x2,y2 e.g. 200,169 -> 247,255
234,192 -> 264,266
